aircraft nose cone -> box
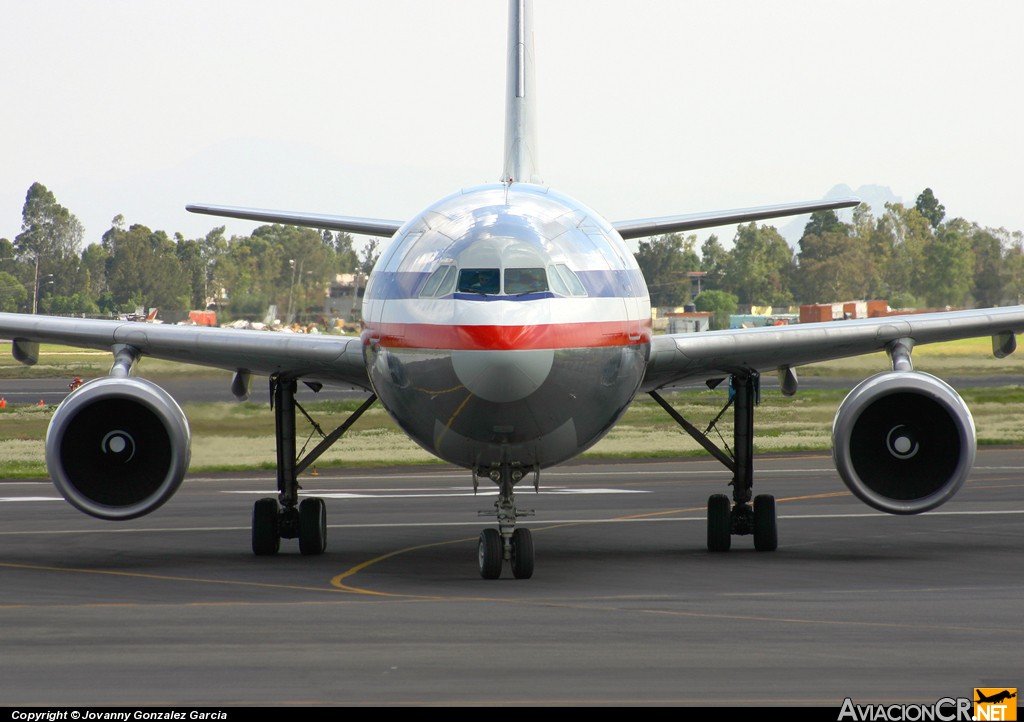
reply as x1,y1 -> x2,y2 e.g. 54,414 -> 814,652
451,349 -> 554,403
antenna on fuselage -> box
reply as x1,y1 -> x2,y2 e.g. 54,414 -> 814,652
501,0 -> 541,185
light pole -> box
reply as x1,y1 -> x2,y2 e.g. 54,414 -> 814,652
285,258 -> 310,325
32,255 -> 40,314
33,267 -> 54,315
286,259 -> 297,324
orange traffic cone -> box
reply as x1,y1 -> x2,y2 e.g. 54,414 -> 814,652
0,398 -> 6,409
38,399 -> 45,407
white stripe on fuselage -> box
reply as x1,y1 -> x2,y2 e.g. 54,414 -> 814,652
378,296 -> 638,325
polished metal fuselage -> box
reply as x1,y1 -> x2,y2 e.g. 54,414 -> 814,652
362,183 -> 652,472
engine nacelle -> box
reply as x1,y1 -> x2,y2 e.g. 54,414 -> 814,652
46,377 -> 191,520
832,371 -> 975,514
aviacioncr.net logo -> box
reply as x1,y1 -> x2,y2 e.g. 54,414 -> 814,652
838,698 -> 973,721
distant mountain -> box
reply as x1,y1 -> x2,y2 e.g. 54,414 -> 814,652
779,184 -> 902,246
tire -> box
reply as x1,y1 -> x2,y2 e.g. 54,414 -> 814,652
252,497 -> 281,556
753,494 -> 778,552
707,494 -> 731,552
298,497 -> 327,556
478,528 -> 503,579
510,528 -> 535,579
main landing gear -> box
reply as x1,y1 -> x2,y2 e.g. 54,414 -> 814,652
650,371 -> 778,553
476,463 -> 536,579
251,375 -> 377,556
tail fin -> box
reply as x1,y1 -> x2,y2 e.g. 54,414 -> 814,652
502,0 -> 541,184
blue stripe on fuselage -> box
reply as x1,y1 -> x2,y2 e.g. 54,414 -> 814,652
452,291 -> 554,302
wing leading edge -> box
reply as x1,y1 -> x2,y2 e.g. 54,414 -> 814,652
186,203 -> 404,238
188,197 -> 860,241
643,306 -> 1024,390
613,197 -> 861,239
0,313 -> 372,390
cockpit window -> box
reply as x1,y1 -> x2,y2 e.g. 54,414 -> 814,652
504,268 -> 548,295
553,263 -> 587,297
419,264 -> 456,297
457,268 -> 500,295
435,265 -> 457,296
547,264 -> 569,296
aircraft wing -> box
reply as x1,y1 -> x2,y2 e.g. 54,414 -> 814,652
0,313 -> 372,391
642,307 -> 1024,390
186,203 -> 404,237
613,197 -> 861,239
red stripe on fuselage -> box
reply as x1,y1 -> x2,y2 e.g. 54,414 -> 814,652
363,320 -> 652,350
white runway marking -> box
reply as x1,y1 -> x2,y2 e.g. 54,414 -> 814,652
0,496 -> 63,502
224,487 -> 649,499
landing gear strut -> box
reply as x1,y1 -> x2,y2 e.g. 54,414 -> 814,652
650,371 -> 777,552
477,463 -> 536,579
252,376 -> 376,556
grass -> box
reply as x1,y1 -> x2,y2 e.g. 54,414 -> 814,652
585,385 -> 1024,459
0,342 -> 228,379
797,336 -> 1024,376
2,337 -> 1023,477
3,385 -> 1024,478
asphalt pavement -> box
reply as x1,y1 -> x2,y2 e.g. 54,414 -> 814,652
2,452 -> 1021,706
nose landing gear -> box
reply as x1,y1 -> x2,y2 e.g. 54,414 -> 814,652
477,463 -> 536,579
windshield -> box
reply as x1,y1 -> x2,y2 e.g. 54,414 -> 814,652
457,268 -> 501,295
504,268 -> 548,295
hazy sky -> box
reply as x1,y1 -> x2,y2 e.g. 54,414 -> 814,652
3,0 -> 1021,249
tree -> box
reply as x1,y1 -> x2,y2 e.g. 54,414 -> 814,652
336,232 -> 360,273
795,209 -> 872,303
802,209 -> 846,239
919,218 -> 973,308
215,233 -> 284,319
213,224 -> 336,321
198,226 -> 229,312
721,223 -> 795,305
915,188 -> 946,229
103,222 -> 190,311
700,234 -> 727,290
846,203 -> 891,299
1003,230 -> 1024,305
80,242 -> 110,305
15,182 -> 84,261
254,224 -> 335,320
694,289 -> 738,330
877,203 -> 933,304
968,225 -> 1004,307
44,292 -> 99,315
360,238 -> 382,275
324,230 -> 359,273
634,233 -> 701,307
13,182 -> 86,313
0,271 -> 27,312
174,228 -> 228,312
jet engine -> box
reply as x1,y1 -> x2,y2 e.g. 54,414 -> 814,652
46,377 -> 191,520
832,371 -> 975,514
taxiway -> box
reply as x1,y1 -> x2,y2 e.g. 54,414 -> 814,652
1,452 -> 1022,706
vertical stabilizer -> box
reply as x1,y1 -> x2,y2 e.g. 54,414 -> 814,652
502,0 -> 541,184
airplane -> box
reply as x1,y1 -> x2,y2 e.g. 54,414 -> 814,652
3,0 -> 1024,579
976,691 -> 1017,705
